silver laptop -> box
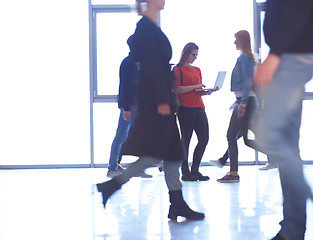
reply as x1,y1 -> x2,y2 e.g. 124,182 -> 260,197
196,71 -> 227,91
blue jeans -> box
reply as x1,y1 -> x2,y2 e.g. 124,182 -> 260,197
257,54 -> 313,239
108,106 -> 136,171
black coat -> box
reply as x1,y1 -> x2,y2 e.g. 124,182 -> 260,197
121,16 -> 185,162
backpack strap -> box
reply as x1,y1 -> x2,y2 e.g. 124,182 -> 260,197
176,66 -> 183,109
177,66 -> 183,86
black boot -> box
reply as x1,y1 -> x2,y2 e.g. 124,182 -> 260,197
181,164 -> 198,181
96,178 -> 122,208
168,190 -> 205,221
191,165 -> 210,181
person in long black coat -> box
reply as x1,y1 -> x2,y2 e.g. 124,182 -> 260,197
96,0 -> 205,221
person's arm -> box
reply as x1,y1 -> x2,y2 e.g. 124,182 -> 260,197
118,59 -> 135,111
157,103 -> 170,115
254,53 -> 281,85
123,110 -> 131,120
239,54 -> 253,104
236,54 -> 254,118
174,85 -> 204,94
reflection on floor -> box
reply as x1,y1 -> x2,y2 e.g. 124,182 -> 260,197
0,165 -> 312,240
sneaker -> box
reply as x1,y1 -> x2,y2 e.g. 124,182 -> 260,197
107,170 -> 120,178
135,172 -> 153,178
210,159 -> 223,168
259,163 -> 278,171
217,173 -> 240,183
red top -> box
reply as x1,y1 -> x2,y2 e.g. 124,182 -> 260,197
173,66 -> 205,109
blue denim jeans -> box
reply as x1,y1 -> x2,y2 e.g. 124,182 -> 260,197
257,54 -> 313,239
108,106 -> 137,171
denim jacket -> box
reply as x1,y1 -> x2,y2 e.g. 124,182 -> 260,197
230,53 -> 254,104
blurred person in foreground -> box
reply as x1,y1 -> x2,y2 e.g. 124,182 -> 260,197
254,0 -> 313,239
96,0 -> 205,221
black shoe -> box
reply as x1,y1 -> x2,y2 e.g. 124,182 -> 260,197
181,174 -> 198,181
168,190 -> 205,221
191,170 -> 209,181
96,179 -> 121,208
181,165 -> 198,181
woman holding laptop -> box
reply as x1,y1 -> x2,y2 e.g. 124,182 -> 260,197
173,42 -> 218,181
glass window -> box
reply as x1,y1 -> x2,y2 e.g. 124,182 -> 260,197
93,103 -> 120,164
93,0 -> 255,164
0,0 -> 90,165
96,13 -> 140,96
92,0 -> 135,4
93,103 -> 138,165
260,12 -> 270,62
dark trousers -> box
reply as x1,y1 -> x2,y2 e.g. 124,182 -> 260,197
227,97 -> 257,172
177,107 -> 209,168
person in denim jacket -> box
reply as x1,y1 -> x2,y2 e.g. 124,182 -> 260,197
216,30 -> 258,183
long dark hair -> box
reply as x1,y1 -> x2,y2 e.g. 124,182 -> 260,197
235,30 -> 255,64
177,42 -> 199,67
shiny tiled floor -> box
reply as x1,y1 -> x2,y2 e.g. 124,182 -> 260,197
0,165 -> 312,240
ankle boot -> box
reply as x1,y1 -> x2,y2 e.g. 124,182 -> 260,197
181,165 -> 198,181
96,178 -> 122,208
191,165 -> 210,181
168,190 -> 205,220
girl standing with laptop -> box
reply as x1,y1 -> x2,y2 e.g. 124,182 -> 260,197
173,42 -> 217,181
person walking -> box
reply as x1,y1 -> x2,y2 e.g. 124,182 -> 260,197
216,30 -> 258,183
107,36 -> 152,179
254,0 -> 313,239
96,0 -> 205,221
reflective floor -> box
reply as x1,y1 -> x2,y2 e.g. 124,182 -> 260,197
0,165 -> 312,240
